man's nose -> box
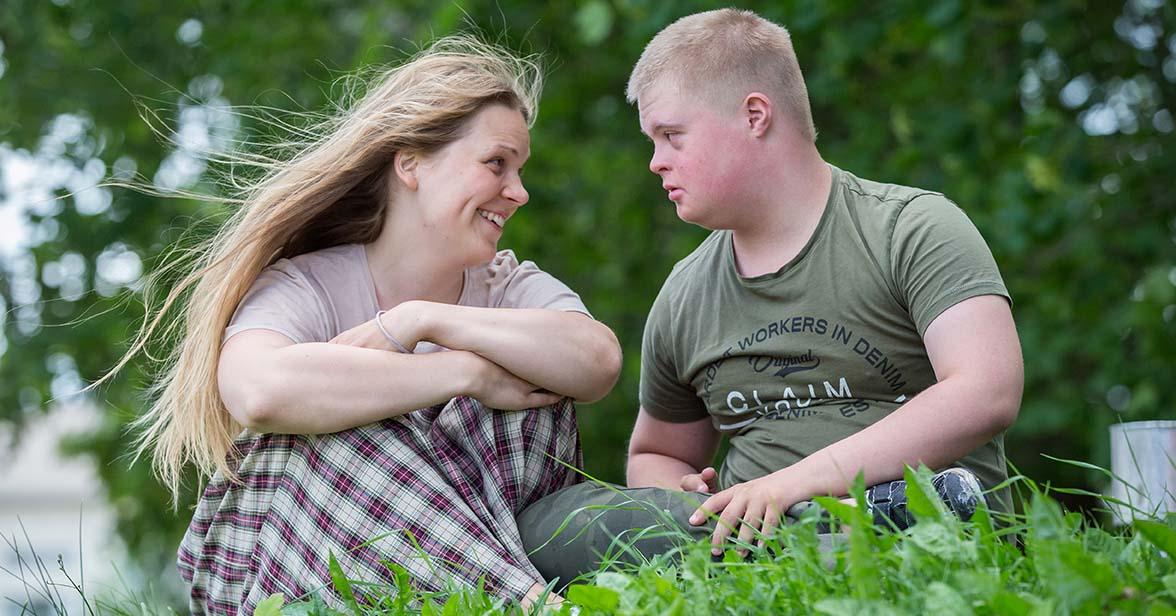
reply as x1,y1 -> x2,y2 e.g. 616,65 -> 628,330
649,149 -> 669,175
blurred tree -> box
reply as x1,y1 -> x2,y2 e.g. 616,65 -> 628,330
0,0 -> 1172,587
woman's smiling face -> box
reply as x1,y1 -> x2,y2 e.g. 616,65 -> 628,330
411,103 -> 531,266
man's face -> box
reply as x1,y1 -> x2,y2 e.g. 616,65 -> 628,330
637,79 -> 750,229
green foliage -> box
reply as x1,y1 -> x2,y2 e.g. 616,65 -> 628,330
8,480 -> 1167,613
566,584 -> 620,611
328,552 -> 363,615
1,0 -> 1174,594
255,593 -> 287,616
1136,518 -> 1176,560
903,465 -> 947,522
262,487 -> 1172,615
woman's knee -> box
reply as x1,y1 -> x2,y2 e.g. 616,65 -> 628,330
451,394 -> 575,413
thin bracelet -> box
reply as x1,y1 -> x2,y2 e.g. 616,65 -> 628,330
374,310 -> 413,354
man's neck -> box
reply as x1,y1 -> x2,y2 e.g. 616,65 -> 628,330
729,154 -> 832,278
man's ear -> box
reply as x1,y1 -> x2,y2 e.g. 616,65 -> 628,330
743,93 -> 773,138
393,150 -> 420,191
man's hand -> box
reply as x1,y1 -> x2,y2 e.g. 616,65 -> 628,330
680,466 -> 718,493
689,470 -> 806,556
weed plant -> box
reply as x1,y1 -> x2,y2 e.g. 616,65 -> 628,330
4,466 -> 1175,615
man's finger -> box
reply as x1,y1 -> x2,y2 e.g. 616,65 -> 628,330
688,474 -> 712,494
690,490 -> 732,525
736,502 -> 764,556
711,498 -> 746,555
758,504 -> 782,549
699,467 -> 718,491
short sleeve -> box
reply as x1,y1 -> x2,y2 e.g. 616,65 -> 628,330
488,251 -> 591,315
638,282 -> 709,423
890,195 -> 1011,336
223,260 -> 333,345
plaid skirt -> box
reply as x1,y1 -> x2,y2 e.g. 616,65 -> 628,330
178,396 -> 582,615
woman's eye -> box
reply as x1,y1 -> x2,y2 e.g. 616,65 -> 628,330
487,158 -> 505,170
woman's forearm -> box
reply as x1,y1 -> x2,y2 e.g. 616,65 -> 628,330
407,302 -> 622,402
230,342 -> 476,434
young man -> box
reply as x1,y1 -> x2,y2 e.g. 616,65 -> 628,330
518,8 -> 1022,583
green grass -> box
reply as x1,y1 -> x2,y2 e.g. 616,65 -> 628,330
6,467 -> 1176,615
0,522 -> 176,616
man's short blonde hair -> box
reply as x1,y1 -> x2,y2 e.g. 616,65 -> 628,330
626,9 -> 816,142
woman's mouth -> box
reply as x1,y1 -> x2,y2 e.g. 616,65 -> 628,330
477,209 -> 505,229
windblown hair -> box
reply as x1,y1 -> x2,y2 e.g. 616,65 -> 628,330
626,9 -> 816,142
106,35 -> 543,500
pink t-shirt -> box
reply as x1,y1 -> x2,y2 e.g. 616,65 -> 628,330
224,244 -> 590,351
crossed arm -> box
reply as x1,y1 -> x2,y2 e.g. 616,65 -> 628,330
626,294 -> 1023,552
218,299 -> 622,434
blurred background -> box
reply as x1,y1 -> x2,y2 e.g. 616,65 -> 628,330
0,0 -> 1173,608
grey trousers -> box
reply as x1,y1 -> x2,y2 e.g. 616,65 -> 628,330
517,482 -> 839,585
517,482 -> 709,585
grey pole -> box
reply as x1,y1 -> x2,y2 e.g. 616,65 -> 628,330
1109,420 -> 1176,524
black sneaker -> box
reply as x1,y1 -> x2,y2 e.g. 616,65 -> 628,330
865,467 -> 984,530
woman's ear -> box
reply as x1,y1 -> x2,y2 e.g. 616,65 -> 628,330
393,150 -> 420,191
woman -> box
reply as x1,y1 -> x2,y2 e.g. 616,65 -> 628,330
117,36 -> 621,613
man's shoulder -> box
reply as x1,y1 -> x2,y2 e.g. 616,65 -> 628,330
832,167 -> 974,258
660,230 -> 726,294
836,167 -> 949,217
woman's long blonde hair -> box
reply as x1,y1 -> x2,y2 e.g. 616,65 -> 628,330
107,35 -> 542,500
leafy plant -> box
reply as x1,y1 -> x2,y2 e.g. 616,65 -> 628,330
4,469 -> 1175,614
2,0 -> 1174,592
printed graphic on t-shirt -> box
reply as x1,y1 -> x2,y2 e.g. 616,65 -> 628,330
700,315 -> 912,432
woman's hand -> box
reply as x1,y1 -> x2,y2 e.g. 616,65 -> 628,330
462,351 -> 564,411
402,304 -> 621,402
330,302 -> 566,410
330,301 -> 427,352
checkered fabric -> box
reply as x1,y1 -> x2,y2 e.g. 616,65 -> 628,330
178,396 -> 582,615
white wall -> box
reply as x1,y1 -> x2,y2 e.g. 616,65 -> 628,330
0,404 -> 125,614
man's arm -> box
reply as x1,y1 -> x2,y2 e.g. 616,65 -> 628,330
783,294 -> 1022,491
693,294 -> 1023,551
627,408 -> 721,490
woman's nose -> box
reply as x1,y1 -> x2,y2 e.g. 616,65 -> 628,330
503,175 -> 529,205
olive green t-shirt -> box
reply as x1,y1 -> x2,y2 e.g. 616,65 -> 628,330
639,165 -> 1013,513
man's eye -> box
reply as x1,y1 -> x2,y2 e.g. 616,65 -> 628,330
487,158 -> 504,170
